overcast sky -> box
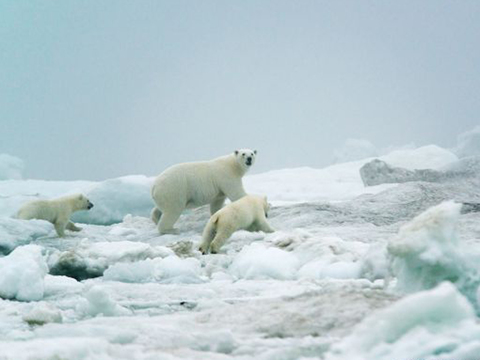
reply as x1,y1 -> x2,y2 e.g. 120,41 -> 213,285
1,1 -> 479,180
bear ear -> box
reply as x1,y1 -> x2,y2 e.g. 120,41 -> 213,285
254,150 -> 257,155
234,150 -> 239,155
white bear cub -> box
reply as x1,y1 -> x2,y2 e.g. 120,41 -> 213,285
199,194 -> 274,254
151,149 -> 257,234
17,194 -> 94,237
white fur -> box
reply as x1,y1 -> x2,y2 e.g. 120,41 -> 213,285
199,194 -> 274,254
17,194 -> 93,237
151,149 -> 257,234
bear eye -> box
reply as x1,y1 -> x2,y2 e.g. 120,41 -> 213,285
242,154 -> 245,157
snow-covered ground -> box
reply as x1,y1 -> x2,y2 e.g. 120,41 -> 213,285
1,144 -> 480,359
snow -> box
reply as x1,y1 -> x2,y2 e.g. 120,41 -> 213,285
77,286 -> 131,317
22,303 -> 63,325
103,256 -> 203,284
0,153 -> 24,180
0,245 -> 48,301
326,282 -> 480,360
0,143 -> 479,359
229,243 -> 300,280
72,175 -> 154,225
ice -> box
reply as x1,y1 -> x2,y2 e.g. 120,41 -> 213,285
0,338 -> 133,360
103,255 -> 203,284
246,144 -> 457,203
387,201 -> 480,311
77,285 -> 131,317
22,303 -> 63,325
48,240 -> 174,280
0,143 -> 479,359
298,260 -> 361,280
0,153 -> 24,180
0,245 -> 48,301
72,175 -> 154,225
229,243 -> 300,280
0,218 -> 53,254
326,282 -> 480,360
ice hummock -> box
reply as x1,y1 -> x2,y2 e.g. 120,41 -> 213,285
388,201 -> 480,312
326,282 -> 480,360
0,245 -> 48,301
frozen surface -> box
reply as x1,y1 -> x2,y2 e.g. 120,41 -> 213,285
0,144 -> 479,359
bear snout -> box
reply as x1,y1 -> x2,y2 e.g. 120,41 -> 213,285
246,157 -> 252,165
87,202 -> 94,210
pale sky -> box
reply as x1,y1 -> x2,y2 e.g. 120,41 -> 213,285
1,1 -> 479,180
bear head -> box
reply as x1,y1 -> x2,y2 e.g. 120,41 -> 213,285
75,194 -> 94,211
234,149 -> 257,170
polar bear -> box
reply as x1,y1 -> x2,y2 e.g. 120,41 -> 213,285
17,194 -> 94,237
151,149 -> 257,234
199,194 -> 274,254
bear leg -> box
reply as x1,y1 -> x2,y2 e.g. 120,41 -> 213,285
210,196 -> 226,215
158,207 -> 183,234
66,221 -> 82,232
257,219 -> 275,233
151,207 -> 162,225
199,221 -> 217,254
210,229 -> 233,254
54,219 -> 67,237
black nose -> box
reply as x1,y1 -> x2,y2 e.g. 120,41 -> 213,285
247,157 -> 252,162
88,203 -> 94,210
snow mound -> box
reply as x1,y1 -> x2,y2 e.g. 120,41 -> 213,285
455,126 -> 480,158
0,218 -> 53,254
326,282 -> 480,360
333,138 -> 378,163
0,245 -> 48,301
229,243 -> 300,280
104,255 -> 203,284
77,286 -> 131,317
0,153 -> 24,180
72,175 -> 154,225
388,201 -> 480,311
381,144 -> 458,170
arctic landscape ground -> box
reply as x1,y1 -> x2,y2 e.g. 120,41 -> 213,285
1,140 -> 480,359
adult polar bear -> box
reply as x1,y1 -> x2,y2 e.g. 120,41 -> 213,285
151,149 -> 257,234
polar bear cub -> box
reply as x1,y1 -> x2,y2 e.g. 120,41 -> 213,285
199,194 -> 274,254
151,149 -> 257,234
17,194 -> 94,237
